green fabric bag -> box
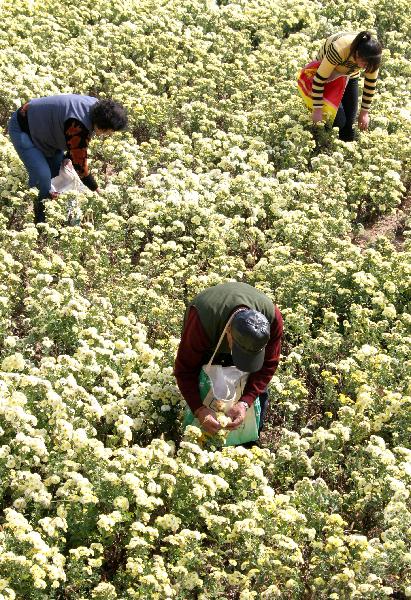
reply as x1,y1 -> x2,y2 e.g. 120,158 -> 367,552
183,366 -> 261,446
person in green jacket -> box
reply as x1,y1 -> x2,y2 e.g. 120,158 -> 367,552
175,282 -> 283,436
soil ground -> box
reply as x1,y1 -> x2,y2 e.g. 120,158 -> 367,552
352,195 -> 411,250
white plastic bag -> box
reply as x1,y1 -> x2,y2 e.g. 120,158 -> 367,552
50,160 -> 87,224
201,364 -> 248,413
184,364 -> 261,446
50,160 -> 88,194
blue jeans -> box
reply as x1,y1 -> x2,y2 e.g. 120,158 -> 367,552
8,111 -> 64,223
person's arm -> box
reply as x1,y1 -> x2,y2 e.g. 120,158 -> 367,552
357,69 -> 379,130
240,305 -> 283,406
311,41 -> 345,121
312,59 -> 338,108
174,307 -> 222,434
174,306 -> 211,413
64,119 -> 98,191
226,305 -> 283,430
360,69 -> 379,111
358,69 -> 379,130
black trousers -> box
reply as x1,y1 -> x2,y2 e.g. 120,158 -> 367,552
333,77 -> 359,141
258,389 -> 269,434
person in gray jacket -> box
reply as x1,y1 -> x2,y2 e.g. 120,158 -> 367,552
8,94 -> 127,223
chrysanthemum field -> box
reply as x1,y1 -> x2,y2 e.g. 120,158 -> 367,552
0,0 -> 410,598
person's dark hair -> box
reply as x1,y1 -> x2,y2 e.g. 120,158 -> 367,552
349,31 -> 382,73
91,99 -> 128,131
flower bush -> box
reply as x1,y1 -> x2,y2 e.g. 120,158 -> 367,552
0,0 -> 410,597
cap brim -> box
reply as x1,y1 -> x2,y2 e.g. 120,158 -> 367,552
231,342 -> 265,373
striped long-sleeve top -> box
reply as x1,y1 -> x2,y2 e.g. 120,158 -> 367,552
311,32 -> 379,111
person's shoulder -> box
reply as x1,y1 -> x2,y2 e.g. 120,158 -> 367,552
271,305 -> 284,335
329,31 -> 355,53
273,304 -> 283,321
184,305 -> 202,327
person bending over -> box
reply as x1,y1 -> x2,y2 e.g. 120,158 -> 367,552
174,281 -> 283,439
8,94 -> 128,223
311,31 -> 382,141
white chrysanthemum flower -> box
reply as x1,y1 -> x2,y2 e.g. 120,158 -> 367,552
1,353 -> 26,371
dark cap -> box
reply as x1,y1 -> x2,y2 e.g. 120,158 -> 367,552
230,309 -> 271,373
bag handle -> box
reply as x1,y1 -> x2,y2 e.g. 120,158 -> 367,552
207,308 -> 244,368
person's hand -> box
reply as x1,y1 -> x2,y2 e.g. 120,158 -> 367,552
194,406 -> 221,435
358,109 -> 369,131
95,188 -> 102,194
312,108 -> 323,124
226,402 -> 247,430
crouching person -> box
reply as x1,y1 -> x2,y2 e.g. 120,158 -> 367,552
174,281 -> 283,446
